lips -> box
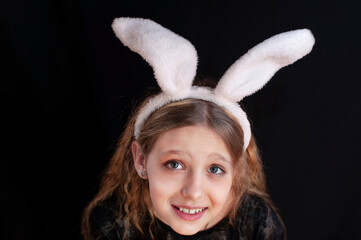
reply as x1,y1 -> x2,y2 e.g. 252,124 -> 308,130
172,205 -> 207,221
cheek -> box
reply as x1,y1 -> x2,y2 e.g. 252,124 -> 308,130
210,177 -> 233,207
147,168 -> 181,205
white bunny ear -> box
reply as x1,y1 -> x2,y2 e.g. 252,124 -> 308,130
215,29 -> 315,102
113,19 -> 315,151
111,17 -> 198,98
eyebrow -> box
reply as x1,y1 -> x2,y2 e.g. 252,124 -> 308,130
160,150 -> 191,158
160,150 -> 231,165
208,153 -> 232,166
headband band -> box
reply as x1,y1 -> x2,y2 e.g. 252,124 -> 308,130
112,17 -> 315,150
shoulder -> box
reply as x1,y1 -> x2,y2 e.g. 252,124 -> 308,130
89,197 -> 149,240
237,194 -> 286,240
89,197 -> 124,240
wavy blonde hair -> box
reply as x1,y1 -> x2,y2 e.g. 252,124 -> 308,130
82,95 -> 268,240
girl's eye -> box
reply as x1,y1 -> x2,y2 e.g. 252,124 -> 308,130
166,161 -> 183,170
208,165 -> 225,175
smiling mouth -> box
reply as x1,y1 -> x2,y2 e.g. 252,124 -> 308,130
172,205 -> 207,214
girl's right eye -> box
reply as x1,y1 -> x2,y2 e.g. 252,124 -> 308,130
165,160 -> 183,170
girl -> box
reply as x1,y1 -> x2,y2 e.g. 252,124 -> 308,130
82,17 -> 315,240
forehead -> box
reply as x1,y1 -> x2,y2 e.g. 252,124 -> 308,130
157,125 -> 223,143
149,125 -> 232,162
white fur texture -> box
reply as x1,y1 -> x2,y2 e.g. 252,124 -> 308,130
215,29 -> 315,102
133,86 -> 251,148
112,17 -> 315,150
112,18 -> 198,98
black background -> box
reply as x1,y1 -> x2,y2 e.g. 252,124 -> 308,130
2,0 -> 361,239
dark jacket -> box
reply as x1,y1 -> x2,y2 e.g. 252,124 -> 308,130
90,194 -> 286,240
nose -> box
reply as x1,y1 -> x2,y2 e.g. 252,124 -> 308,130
181,171 -> 203,200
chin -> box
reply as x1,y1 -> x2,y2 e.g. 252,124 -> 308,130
171,225 -> 202,236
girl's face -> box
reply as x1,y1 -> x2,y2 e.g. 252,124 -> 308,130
134,126 -> 234,235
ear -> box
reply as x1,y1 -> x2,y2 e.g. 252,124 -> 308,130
112,17 -> 198,98
215,29 -> 315,102
131,141 -> 148,179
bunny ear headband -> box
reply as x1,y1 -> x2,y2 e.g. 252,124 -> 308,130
112,17 -> 315,151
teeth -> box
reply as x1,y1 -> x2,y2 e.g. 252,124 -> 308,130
178,207 -> 204,214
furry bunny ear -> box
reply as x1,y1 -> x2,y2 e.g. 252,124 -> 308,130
215,29 -> 315,102
111,17 -> 198,98
112,17 -> 315,151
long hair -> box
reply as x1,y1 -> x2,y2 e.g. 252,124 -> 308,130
82,93 -> 269,240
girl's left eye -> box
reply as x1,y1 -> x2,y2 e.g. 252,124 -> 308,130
165,160 -> 183,170
208,165 -> 225,174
